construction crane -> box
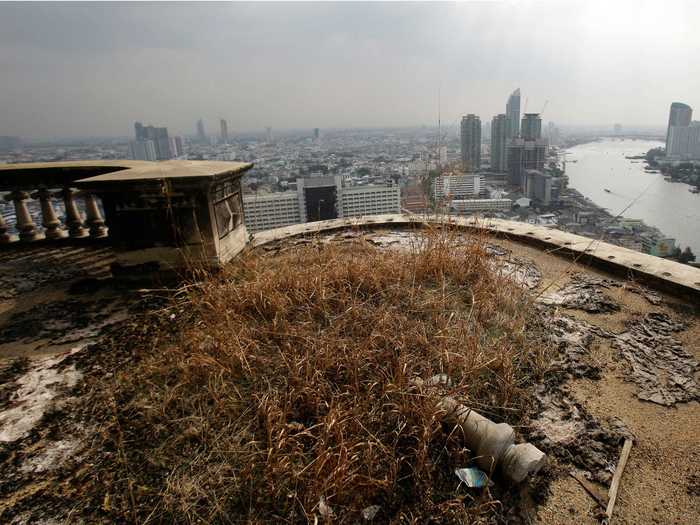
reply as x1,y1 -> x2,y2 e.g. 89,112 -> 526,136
540,100 -> 549,116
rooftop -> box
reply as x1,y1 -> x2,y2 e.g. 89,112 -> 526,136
0,216 -> 698,524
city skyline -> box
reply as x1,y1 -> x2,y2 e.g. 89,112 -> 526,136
2,2 -> 700,138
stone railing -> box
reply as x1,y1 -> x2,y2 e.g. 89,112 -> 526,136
252,214 -> 700,299
1,160 -> 255,271
0,188 -> 107,244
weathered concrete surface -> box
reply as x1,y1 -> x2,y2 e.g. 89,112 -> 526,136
0,221 -> 697,524
0,160 -> 253,188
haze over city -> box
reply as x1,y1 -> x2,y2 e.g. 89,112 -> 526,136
2,0 -> 700,138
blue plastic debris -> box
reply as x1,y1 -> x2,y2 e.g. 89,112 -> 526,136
455,467 -> 491,488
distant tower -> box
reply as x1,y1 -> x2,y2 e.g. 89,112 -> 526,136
313,128 -> 320,140
506,88 -> 521,139
460,114 -> 482,172
521,113 -> 542,140
220,119 -> 229,144
265,126 -> 273,143
196,119 -> 207,143
490,114 -> 508,172
665,102 -> 692,152
134,122 -> 145,141
130,122 -> 172,160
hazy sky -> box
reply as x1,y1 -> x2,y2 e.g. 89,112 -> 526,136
1,1 -> 699,138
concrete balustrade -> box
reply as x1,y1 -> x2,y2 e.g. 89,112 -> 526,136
0,187 -> 107,244
31,188 -> 66,240
59,187 -> 89,239
83,193 -> 108,238
0,210 -> 13,244
5,191 -> 39,241
0,161 -> 254,272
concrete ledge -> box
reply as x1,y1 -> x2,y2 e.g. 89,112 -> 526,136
251,214 -> 700,300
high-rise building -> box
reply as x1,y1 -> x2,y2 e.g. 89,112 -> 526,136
520,113 -> 542,140
506,89 -> 521,139
522,170 -> 553,206
460,114 -> 481,172
152,127 -> 171,160
134,122 -> 145,142
665,102 -> 692,152
490,114 -> 508,172
196,119 -> 207,143
168,136 -> 185,158
129,122 -> 172,160
667,122 -> 700,159
265,126 -> 273,143
506,113 -> 545,186
128,139 -> 157,161
220,119 -> 229,144
507,138 -> 547,186
313,128 -> 320,140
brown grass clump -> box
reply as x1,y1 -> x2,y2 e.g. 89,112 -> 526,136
97,227 -> 549,523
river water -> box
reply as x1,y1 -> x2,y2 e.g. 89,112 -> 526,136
565,138 -> 700,255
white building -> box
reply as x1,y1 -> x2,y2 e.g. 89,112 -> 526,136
244,178 -> 401,233
243,192 -> 302,233
433,173 -> 484,199
450,199 -> 512,213
341,185 -> 401,218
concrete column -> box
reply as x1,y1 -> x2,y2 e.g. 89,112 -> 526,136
31,188 -> 66,240
4,191 -> 39,241
83,193 -> 108,238
60,187 -> 88,238
0,208 -> 12,243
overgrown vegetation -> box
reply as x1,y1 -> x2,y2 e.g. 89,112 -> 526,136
90,228 -> 551,523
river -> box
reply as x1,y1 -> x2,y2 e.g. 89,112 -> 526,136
565,138 -> 700,255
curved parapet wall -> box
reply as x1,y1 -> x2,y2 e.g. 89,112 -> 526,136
251,214 -> 700,299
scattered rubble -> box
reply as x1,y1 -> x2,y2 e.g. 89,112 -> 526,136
611,312 -> 699,406
491,254 -> 542,289
546,313 -> 613,381
623,284 -> 663,306
539,273 -> 620,313
530,388 -> 634,485
529,306 -> 634,485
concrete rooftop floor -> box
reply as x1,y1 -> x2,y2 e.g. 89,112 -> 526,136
0,222 -> 698,524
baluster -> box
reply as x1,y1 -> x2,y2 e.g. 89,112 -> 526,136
4,191 -> 39,241
83,193 -> 108,238
31,188 -> 66,240
60,187 -> 88,238
0,207 -> 12,243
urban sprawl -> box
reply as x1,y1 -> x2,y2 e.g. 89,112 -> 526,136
1,92 -> 698,262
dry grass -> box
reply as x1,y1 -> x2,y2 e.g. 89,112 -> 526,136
96,227 -> 550,524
